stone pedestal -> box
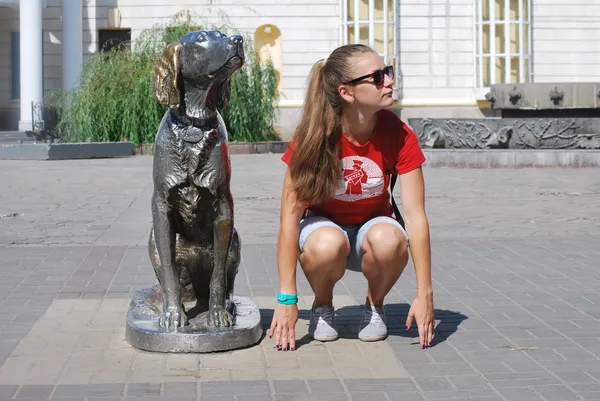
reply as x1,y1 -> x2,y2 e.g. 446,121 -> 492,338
126,285 -> 263,353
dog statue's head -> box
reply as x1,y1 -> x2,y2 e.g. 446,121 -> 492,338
154,30 -> 244,118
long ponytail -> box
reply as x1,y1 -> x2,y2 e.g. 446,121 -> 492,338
289,44 -> 374,205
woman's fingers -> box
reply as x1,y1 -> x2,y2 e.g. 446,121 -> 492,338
425,322 -> 432,347
280,322 -> 289,350
418,322 -> 426,348
269,318 -> 277,339
288,326 -> 296,351
274,322 -> 283,348
429,321 -> 435,346
422,317 -> 435,348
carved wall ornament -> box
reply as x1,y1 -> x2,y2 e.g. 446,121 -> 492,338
549,87 -> 565,106
409,118 -> 600,150
508,86 -> 522,105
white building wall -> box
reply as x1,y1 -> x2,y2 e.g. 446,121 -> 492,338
0,6 -> 19,110
397,0 -> 476,105
42,1 -> 62,97
531,0 -> 600,82
397,0 -> 600,104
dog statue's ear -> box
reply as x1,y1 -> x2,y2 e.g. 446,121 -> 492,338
211,77 -> 232,110
154,42 -> 183,110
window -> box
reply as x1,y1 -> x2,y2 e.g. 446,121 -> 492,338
98,28 -> 131,53
342,0 -> 398,93
475,0 -> 532,87
11,31 -> 19,100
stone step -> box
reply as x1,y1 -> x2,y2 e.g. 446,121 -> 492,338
0,131 -> 46,144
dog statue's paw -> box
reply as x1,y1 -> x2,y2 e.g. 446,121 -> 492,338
207,305 -> 234,327
159,305 -> 188,331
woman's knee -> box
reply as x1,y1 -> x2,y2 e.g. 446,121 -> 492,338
363,223 -> 408,263
301,227 -> 350,268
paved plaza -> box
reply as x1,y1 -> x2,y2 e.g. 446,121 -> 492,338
0,154 -> 599,401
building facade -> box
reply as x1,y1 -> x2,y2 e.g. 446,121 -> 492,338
1,0 -> 599,138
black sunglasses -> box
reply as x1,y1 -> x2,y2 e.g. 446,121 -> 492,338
344,65 -> 394,86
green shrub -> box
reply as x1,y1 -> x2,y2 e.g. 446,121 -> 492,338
47,10 -> 280,144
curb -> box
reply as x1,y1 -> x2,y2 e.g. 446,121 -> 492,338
138,142 -> 600,168
422,149 -> 600,168
2,140 -> 599,167
136,141 -> 289,156
0,142 -> 135,160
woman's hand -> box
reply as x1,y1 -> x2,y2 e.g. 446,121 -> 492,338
405,293 -> 435,348
269,303 -> 299,351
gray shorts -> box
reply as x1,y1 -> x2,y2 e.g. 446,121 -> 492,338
298,214 -> 409,272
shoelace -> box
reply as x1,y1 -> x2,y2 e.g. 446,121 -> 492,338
364,306 -> 385,325
314,306 -> 334,325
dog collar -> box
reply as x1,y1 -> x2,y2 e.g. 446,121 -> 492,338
170,111 -> 218,143
171,110 -> 216,129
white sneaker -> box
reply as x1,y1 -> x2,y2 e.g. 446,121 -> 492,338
308,304 -> 338,342
358,304 -> 388,342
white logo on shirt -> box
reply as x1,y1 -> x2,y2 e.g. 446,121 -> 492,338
334,156 -> 385,202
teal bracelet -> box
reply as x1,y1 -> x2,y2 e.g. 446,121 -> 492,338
277,293 -> 298,305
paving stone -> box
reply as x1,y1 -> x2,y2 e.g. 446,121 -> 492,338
571,383 -> 600,392
531,385 -> 581,401
384,392 -> 426,401
14,384 -> 54,399
495,387 -> 546,401
344,378 -> 415,392
201,380 -> 270,396
50,398 -> 85,401
0,384 -> 18,399
413,377 -> 455,392
305,379 -> 345,393
52,383 -> 125,398
197,397 -> 235,401
578,392 -> 600,401
236,395 -> 276,401
447,374 -> 494,390
272,379 -> 308,393
126,382 -> 162,397
404,362 -> 477,377
122,398 -> 197,401
420,389 -> 504,400
349,391 -> 388,401
86,398 -> 122,401
163,381 -> 198,396
273,395 -> 348,401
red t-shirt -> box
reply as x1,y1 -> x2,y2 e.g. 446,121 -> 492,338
281,109 -> 426,226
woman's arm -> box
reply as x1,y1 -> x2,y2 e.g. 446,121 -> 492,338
399,167 -> 432,296
269,166 -> 306,351
399,166 -> 435,348
276,167 -> 306,294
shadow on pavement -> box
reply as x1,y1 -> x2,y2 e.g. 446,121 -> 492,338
259,303 -> 468,350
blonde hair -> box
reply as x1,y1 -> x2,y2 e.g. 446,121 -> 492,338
289,44 -> 375,204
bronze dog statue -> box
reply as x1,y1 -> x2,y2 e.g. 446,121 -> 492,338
149,30 -> 244,331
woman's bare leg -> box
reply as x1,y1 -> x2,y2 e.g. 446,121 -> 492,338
358,222 -> 409,341
300,227 -> 349,305
299,227 -> 349,341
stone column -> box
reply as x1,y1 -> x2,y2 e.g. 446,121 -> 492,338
62,0 -> 82,92
18,0 -> 44,132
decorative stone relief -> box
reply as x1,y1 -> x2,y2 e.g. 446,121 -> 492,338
409,118 -> 600,150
